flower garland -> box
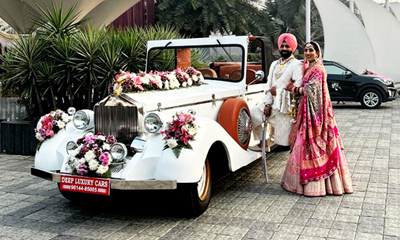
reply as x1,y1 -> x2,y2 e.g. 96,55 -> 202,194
108,67 -> 204,95
160,112 -> 198,158
66,132 -> 117,178
35,109 -> 70,150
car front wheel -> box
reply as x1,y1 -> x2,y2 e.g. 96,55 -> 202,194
178,158 -> 212,217
360,89 -> 382,109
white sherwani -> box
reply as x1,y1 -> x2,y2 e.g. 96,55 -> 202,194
251,57 -> 303,146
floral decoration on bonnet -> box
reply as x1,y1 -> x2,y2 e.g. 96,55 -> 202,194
35,109 -> 70,150
66,132 -> 117,178
161,112 -> 198,158
108,67 -> 204,95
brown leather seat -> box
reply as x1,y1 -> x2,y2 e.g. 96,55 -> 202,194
219,64 -> 241,80
198,68 -> 217,78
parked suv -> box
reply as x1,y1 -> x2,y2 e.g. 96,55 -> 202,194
324,60 -> 397,108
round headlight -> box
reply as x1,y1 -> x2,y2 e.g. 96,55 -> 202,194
67,107 -> 76,115
73,110 -> 90,129
144,113 -> 163,133
110,143 -> 127,161
66,141 -> 78,155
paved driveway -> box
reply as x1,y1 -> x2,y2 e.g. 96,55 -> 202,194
0,100 -> 400,240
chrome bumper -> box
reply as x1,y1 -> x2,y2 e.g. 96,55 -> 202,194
31,167 -> 177,190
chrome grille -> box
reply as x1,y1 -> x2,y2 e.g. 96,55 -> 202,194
94,104 -> 138,144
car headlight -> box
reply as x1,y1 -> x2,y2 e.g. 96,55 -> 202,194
375,77 -> 392,85
144,113 -> 163,133
73,110 -> 90,129
110,143 -> 128,161
66,141 -> 78,155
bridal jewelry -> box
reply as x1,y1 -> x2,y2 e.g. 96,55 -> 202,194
279,55 -> 294,70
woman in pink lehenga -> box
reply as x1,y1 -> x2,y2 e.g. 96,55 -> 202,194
282,41 -> 353,196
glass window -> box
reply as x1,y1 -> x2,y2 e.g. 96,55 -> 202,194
147,45 -> 244,82
325,65 -> 346,75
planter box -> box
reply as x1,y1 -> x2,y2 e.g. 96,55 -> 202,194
0,121 -> 37,155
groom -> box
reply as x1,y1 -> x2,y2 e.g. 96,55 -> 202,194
250,33 -> 303,151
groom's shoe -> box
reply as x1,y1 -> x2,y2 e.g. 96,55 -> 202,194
249,145 -> 263,152
249,142 -> 269,152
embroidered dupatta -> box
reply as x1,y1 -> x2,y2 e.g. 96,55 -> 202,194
289,63 -> 344,184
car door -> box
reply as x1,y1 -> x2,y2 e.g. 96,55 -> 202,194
325,63 -> 357,101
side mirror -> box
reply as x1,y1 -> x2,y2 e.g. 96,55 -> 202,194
255,70 -> 265,81
345,70 -> 352,76
247,70 -> 265,86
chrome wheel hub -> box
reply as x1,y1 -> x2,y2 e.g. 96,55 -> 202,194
237,108 -> 251,145
363,92 -> 379,107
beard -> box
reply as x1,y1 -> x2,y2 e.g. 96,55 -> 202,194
280,50 -> 292,59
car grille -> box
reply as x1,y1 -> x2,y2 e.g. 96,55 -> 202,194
94,104 -> 138,144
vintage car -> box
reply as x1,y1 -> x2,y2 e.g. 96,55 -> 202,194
31,35 -> 272,216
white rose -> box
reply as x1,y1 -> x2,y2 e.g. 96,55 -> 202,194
188,128 -> 196,136
199,75 -> 204,83
164,80 -> 170,90
141,76 -> 150,85
61,113 -> 69,122
37,121 -> 42,130
57,121 -> 65,129
102,143 -> 110,151
182,82 -> 187,87
188,78 -> 193,86
66,165 -> 73,173
192,75 -> 198,81
84,150 -> 96,161
88,160 -> 99,171
74,161 -> 81,169
98,135 -> 106,141
35,133 -> 44,141
78,159 -> 86,165
167,138 -> 178,149
96,165 -> 109,175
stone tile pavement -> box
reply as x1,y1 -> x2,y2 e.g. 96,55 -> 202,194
1,99 -> 400,239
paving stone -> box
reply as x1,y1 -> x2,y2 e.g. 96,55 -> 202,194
355,232 -> 383,240
1,101 -> 400,239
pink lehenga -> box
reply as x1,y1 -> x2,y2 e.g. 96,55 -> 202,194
281,63 -> 353,196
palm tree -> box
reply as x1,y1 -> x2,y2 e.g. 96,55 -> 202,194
155,0 -> 263,37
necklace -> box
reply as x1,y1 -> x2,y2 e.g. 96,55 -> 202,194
279,56 -> 294,70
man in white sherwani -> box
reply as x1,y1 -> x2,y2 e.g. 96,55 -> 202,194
250,33 -> 303,151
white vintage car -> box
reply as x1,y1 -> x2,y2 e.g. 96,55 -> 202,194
32,35 -> 272,216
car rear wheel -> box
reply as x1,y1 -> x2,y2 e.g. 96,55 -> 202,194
360,89 -> 382,109
178,158 -> 212,217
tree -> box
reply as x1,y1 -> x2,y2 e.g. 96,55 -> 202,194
261,0 -> 324,57
155,0 -> 264,37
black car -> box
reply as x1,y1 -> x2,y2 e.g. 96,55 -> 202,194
324,60 -> 398,108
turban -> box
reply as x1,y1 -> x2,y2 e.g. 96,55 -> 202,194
278,33 -> 297,52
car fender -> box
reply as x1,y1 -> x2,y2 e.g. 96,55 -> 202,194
122,116 -> 259,183
34,122 -> 93,171
356,84 -> 387,101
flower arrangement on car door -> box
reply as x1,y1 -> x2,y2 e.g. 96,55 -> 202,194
161,112 -> 198,158
35,109 -> 70,150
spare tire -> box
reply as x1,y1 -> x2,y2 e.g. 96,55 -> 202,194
217,98 -> 252,149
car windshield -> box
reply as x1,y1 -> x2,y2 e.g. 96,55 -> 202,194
147,45 -> 245,82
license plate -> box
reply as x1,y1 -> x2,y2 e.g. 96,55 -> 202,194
59,175 -> 110,196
